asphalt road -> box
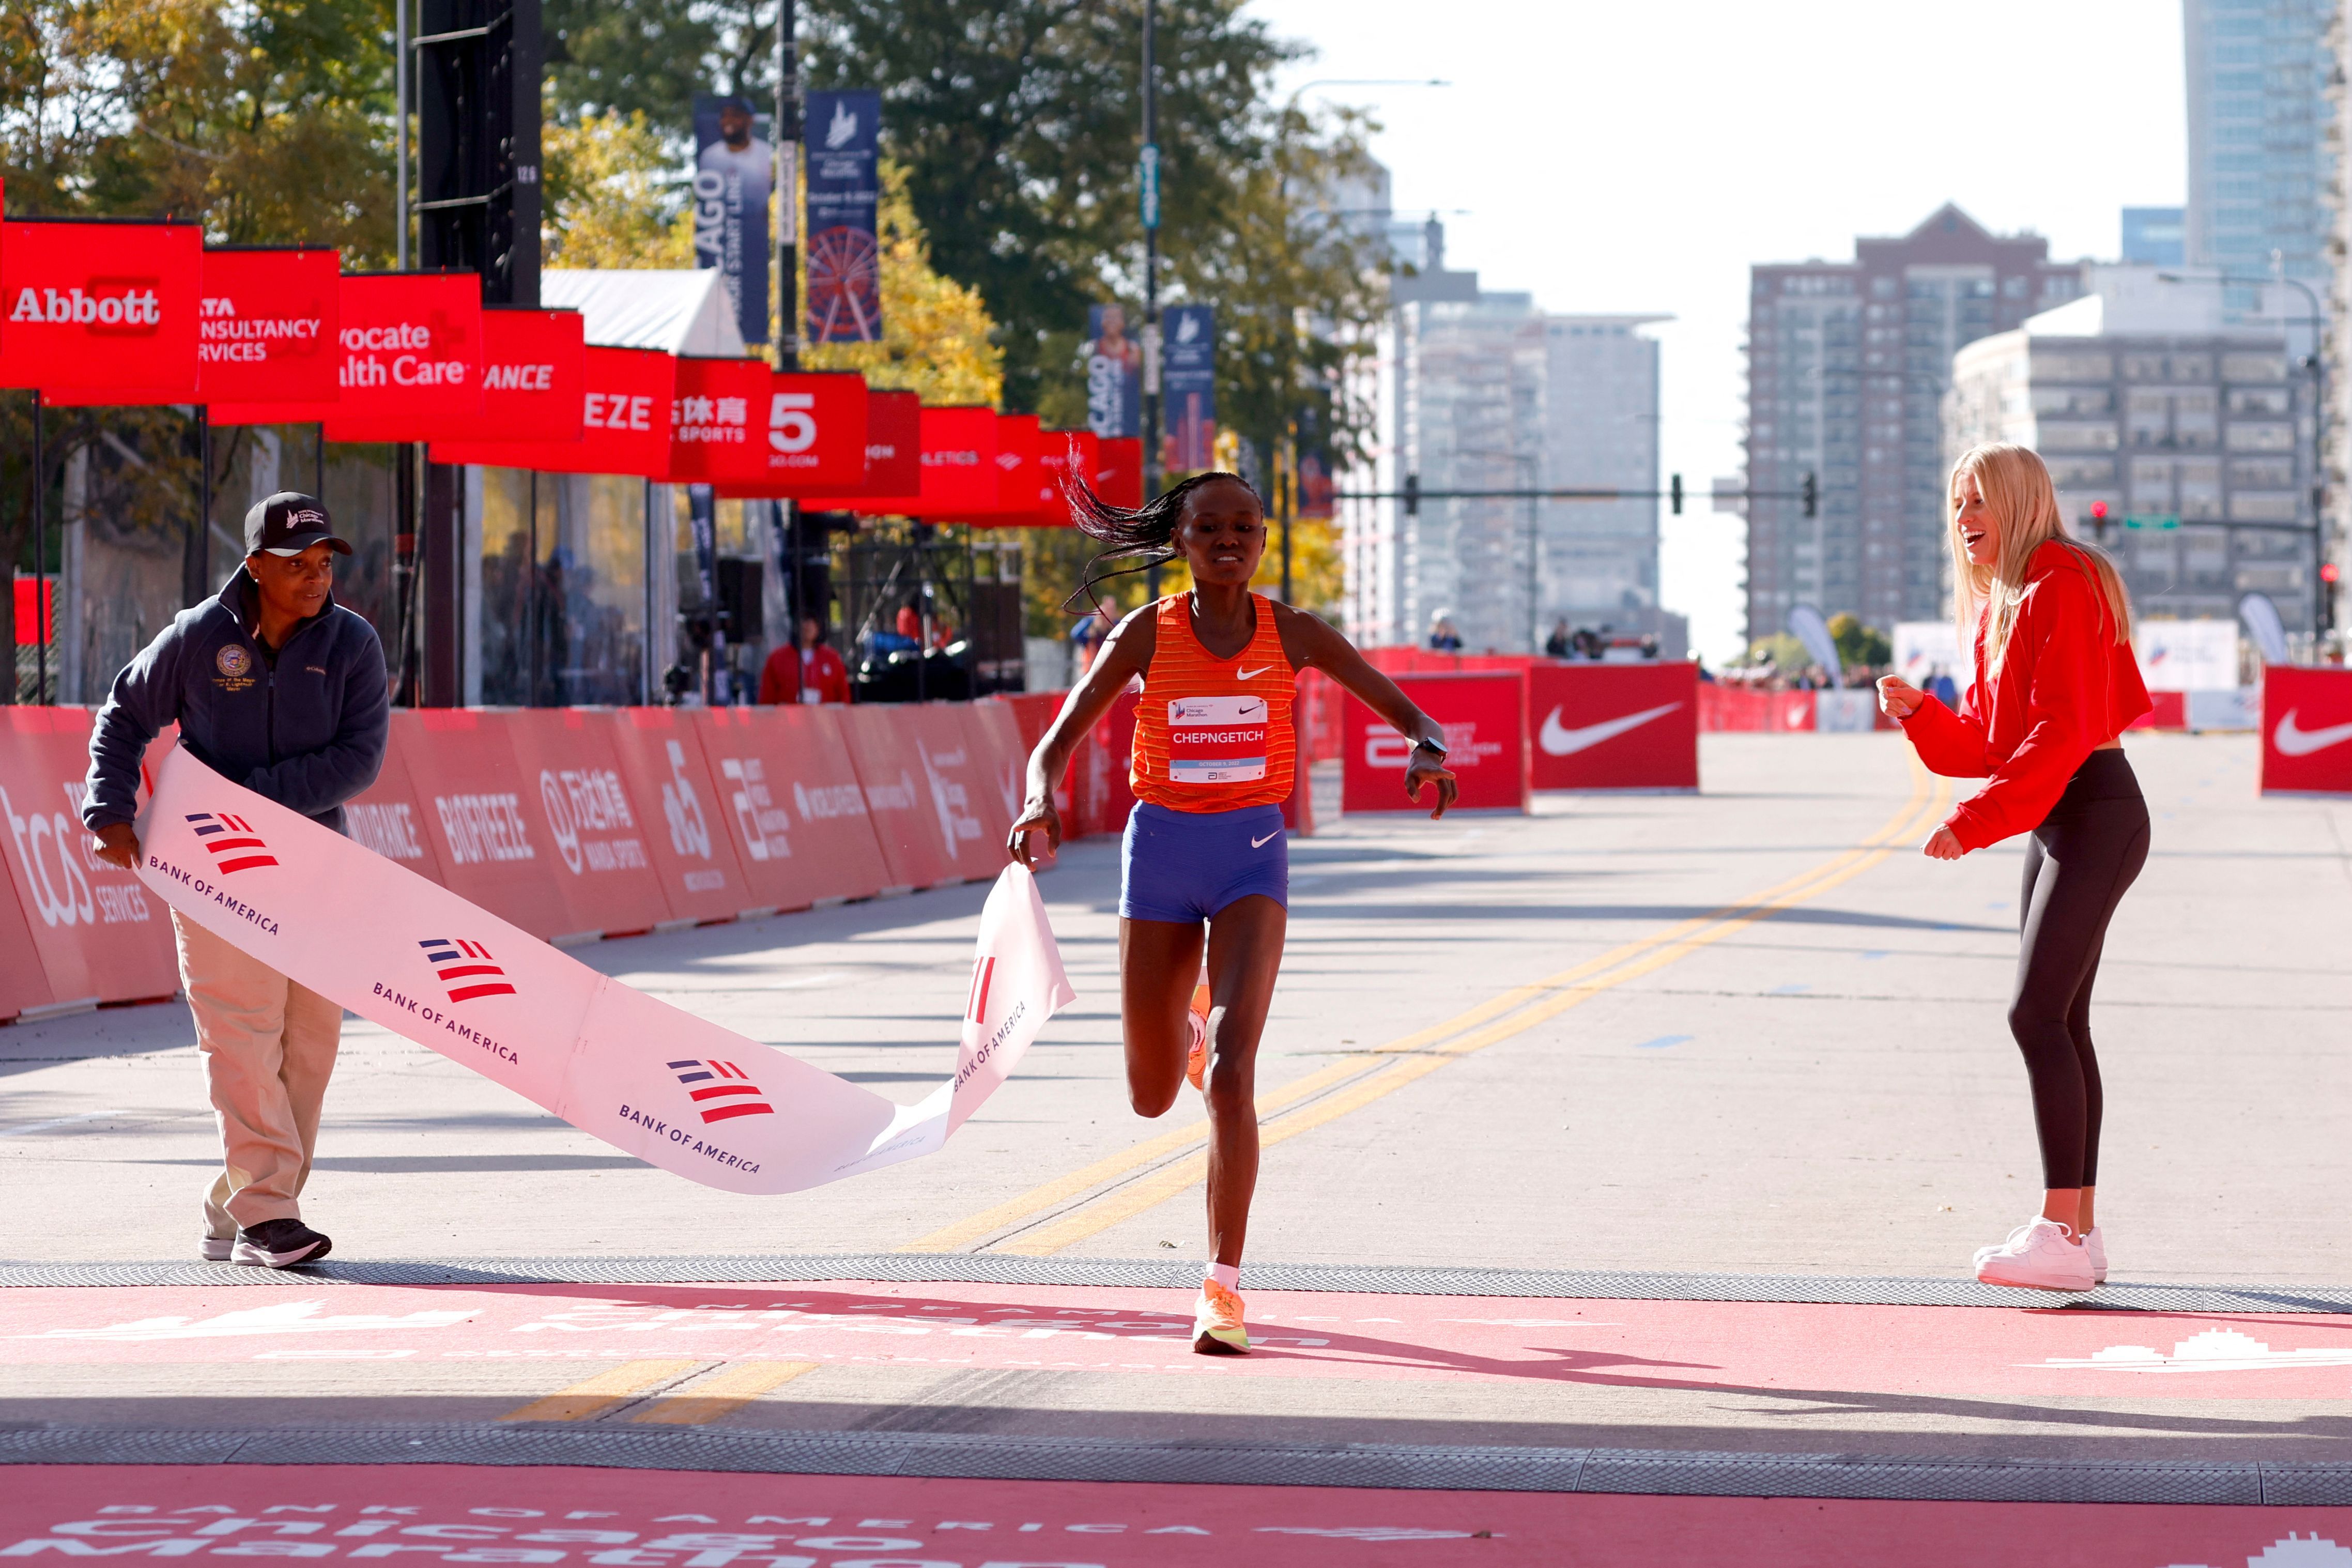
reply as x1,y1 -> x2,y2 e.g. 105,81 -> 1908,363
5,730 -> 2350,1475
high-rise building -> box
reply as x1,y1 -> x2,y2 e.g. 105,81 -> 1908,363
1742,205 -> 2084,645
2122,206 -> 2188,267
2184,0 -> 2335,295
1946,267 -> 2316,627
1336,214 -> 1682,654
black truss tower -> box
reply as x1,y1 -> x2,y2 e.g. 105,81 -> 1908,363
416,0 -> 542,306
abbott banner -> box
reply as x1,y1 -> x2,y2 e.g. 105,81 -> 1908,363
133,749 -> 1073,1194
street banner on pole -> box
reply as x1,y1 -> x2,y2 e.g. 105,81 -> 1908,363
0,218 -> 203,402
692,94 -> 774,349
1084,304 -> 1143,439
1296,401 -> 1334,520
133,748 -> 1075,1193
1162,304 -> 1216,472
804,89 -> 882,344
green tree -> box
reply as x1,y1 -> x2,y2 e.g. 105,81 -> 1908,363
1827,611 -> 1892,670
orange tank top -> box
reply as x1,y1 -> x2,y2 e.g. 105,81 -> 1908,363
1128,592 -> 1296,811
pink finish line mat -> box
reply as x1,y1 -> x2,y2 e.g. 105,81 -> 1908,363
4,1464 -> 2349,1568
7,1280 -> 2352,1401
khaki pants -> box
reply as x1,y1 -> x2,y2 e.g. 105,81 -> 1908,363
173,911 -> 342,1239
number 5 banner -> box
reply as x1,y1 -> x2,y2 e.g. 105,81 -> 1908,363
133,748 -> 1073,1194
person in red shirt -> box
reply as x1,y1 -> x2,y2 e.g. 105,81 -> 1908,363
758,617 -> 851,704
1878,442 -> 2150,1294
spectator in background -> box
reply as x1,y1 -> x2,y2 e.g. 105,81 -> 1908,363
1929,664 -> 1960,709
896,602 -> 924,644
1070,610 -> 1106,674
759,616 -> 851,704
1428,610 -> 1464,652
1543,619 -> 1572,658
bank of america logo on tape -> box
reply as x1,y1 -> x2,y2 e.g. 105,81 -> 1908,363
670,1059 -> 776,1123
966,957 -> 996,1023
417,937 -> 516,1003
185,812 -> 278,874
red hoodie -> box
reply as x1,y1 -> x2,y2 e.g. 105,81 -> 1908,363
1901,539 -> 2151,851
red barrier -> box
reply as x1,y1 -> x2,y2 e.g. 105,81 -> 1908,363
955,701 -> 1027,851
1072,688 -> 1141,839
0,707 -> 178,1007
837,704 -> 959,891
607,708 -> 756,924
2125,690 -> 2189,731
1296,668 -> 1344,764
692,705 -> 891,910
394,710 -> 575,938
995,692 -> 1073,865
2259,665 -> 2352,794
899,702 -> 1016,883
341,739 -> 451,886
1769,690 -> 1819,732
1698,682 -> 1769,732
1343,670 -> 1528,813
1527,662 -> 1699,791
503,709 -> 673,939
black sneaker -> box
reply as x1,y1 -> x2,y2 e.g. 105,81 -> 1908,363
231,1218 -> 332,1269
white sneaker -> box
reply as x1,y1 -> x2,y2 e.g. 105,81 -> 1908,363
2084,1226 -> 2106,1284
1973,1216 -> 2095,1292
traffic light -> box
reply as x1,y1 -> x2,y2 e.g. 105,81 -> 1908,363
1801,470 -> 1818,518
2323,560 -> 2341,636
1669,473 -> 1684,515
2089,500 -> 2109,542
1403,471 -> 1421,517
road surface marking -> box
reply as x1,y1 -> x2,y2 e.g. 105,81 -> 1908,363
912,757 -> 1945,1255
629,1359 -> 819,1424
495,1359 -> 702,1423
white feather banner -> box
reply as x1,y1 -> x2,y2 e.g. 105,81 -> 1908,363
134,748 -> 1073,1194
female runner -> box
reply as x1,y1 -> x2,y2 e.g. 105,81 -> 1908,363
1878,443 -> 2150,1293
1009,471 -> 1457,1354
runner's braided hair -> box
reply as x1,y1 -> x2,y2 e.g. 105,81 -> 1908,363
1059,463 -> 1263,620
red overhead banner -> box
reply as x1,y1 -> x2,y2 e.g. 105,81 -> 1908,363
1033,428 -> 1098,527
472,306 -> 586,444
1095,435 -> 1144,509
213,271 -> 484,436
914,405 -> 1000,516
987,412 -> 1041,520
1,217 -> 204,402
713,371 -> 870,497
431,346 -> 675,476
796,388 -> 920,507
193,246 -> 340,406
666,356 -> 772,485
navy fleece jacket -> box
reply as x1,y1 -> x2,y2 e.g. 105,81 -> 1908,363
82,567 -> 389,835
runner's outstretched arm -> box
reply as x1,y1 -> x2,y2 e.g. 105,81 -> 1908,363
1277,606 -> 1459,819
1008,605 -> 1159,866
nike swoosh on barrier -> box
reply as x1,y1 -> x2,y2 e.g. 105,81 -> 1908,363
1236,666 -> 1272,681
2272,709 -> 2352,757
1538,701 -> 1685,757
1250,831 -> 1281,849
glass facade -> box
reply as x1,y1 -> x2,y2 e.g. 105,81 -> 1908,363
474,469 -> 653,707
2185,0 -> 2334,289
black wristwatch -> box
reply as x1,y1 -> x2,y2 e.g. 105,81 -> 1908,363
1412,736 -> 1449,761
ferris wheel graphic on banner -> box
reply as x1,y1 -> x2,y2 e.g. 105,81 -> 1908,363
807,225 -> 882,343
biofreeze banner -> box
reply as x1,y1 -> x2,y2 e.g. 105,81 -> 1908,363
133,748 -> 1073,1194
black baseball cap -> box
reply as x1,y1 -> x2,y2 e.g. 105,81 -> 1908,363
244,492 -> 351,558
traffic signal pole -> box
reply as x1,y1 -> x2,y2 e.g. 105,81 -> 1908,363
1341,472 -> 1819,515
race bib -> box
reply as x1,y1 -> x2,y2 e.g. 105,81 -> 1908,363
1166,695 -> 1268,784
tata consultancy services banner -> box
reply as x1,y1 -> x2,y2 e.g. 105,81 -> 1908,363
805,89 -> 882,344
1163,303 -> 1216,472
693,94 -> 774,348
133,749 -> 1074,1194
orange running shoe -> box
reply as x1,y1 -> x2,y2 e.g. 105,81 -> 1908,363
1185,980 -> 1211,1092
1193,1277 -> 1249,1355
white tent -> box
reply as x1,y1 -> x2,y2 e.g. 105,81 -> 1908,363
540,269 -> 746,357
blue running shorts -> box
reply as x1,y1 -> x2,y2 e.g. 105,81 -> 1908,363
1119,802 -> 1289,924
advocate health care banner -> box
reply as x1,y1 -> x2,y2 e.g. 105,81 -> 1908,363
133,749 -> 1073,1195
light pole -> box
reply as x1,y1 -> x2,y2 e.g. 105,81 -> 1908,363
2157,266 -> 2331,635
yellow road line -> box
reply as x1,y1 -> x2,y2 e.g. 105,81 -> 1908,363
908,754 -> 1944,1256
997,772 -> 1954,1256
495,1359 -> 702,1423
630,1360 -> 819,1425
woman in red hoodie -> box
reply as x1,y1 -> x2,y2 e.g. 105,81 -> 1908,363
1878,443 -> 2150,1293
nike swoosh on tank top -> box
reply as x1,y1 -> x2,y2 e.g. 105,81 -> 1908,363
1128,592 -> 1297,811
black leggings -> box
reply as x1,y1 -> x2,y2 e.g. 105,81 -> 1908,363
2010,749 -> 2149,1190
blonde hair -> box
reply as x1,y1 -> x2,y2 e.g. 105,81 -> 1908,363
1948,442 -> 2132,672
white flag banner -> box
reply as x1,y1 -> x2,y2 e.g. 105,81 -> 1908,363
133,748 -> 1073,1194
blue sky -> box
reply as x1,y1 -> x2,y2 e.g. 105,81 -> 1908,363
1250,0 -> 2190,661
